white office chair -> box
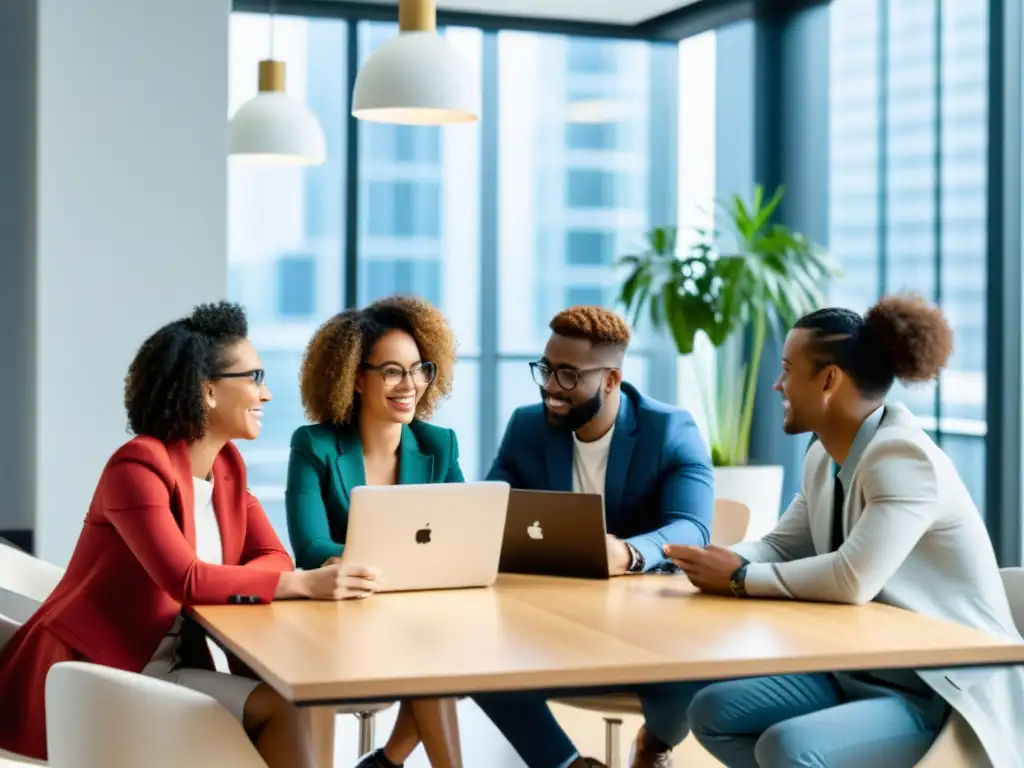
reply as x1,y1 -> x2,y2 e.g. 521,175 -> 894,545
0,543 -> 63,621
191,517 -> 396,763
45,661 -> 265,768
911,567 -> 1024,767
554,500 -> 752,768
999,566 -> 1024,629
0,612 -> 47,766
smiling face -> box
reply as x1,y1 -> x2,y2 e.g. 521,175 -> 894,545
356,329 -> 434,426
774,328 -> 835,435
204,338 -> 271,442
537,333 -> 621,431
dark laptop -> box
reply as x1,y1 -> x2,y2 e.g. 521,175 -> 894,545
499,489 -> 610,579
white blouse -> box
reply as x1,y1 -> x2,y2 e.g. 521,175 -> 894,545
143,476 -> 222,674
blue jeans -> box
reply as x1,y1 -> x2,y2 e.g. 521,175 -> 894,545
474,682 -> 705,768
688,673 -> 949,768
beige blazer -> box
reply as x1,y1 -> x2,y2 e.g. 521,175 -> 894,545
733,402 -> 1024,768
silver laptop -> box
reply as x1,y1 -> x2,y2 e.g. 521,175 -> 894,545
344,481 -> 511,593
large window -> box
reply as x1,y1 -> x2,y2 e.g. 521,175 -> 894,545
229,15 -> 684,544
496,30 -> 669,423
828,0 -> 989,507
228,14 -> 348,536
356,22 -> 483,481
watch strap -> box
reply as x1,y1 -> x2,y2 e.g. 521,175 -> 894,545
625,542 -> 645,573
729,563 -> 749,597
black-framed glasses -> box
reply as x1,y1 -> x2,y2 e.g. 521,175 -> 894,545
360,361 -> 437,388
213,368 -> 265,386
529,361 -> 609,391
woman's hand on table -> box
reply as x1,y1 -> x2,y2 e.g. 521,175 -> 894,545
276,562 -> 381,600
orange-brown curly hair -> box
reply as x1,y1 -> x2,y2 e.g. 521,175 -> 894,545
549,305 -> 632,350
299,295 -> 457,425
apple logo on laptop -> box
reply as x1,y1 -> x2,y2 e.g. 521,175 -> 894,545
415,524 -> 432,544
527,521 -> 543,540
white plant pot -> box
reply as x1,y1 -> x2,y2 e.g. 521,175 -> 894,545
714,465 -> 785,542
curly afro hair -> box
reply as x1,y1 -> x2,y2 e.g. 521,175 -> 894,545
549,306 -> 632,350
124,301 -> 249,443
299,295 -> 457,425
794,292 -> 953,396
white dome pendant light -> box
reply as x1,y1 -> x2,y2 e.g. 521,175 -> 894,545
229,10 -> 327,165
352,0 -> 479,125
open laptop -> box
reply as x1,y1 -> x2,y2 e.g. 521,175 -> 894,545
344,481 -> 510,593
499,489 -> 609,579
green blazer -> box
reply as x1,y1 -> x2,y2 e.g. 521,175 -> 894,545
285,420 -> 465,570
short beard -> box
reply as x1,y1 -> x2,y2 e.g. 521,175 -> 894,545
543,387 -> 604,432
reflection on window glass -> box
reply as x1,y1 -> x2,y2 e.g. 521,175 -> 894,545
228,14 -> 348,548
357,22 -> 481,360
565,230 -> 615,266
362,259 -> 441,306
828,0 -> 988,508
434,361 -> 481,481
565,122 -> 617,150
497,31 -> 651,359
366,181 -> 442,238
357,22 -> 483,472
275,254 -> 317,318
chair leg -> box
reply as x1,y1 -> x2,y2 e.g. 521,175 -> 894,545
604,717 -> 623,768
356,711 -> 377,757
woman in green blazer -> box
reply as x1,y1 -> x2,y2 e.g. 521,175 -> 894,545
286,295 -> 464,768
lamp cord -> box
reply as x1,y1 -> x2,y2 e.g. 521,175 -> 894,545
268,0 -> 276,58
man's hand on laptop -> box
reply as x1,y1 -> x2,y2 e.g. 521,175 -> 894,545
605,535 -> 631,577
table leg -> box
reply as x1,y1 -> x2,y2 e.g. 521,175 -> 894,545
301,706 -> 337,768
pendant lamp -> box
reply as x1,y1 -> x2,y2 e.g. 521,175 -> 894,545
229,15 -> 327,165
352,0 -> 479,125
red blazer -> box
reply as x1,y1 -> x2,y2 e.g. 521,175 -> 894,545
0,437 -> 293,760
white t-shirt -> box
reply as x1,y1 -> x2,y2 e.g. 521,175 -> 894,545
571,426 -> 614,498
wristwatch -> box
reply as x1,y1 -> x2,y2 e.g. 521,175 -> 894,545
728,563 -> 749,597
625,542 -> 646,574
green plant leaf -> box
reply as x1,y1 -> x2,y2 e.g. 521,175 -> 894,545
615,185 -> 834,466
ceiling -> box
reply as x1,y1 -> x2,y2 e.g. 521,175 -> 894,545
349,0 -> 703,25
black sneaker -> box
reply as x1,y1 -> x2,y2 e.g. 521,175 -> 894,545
353,748 -> 403,768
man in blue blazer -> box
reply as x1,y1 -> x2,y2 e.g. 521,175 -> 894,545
475,306 -> 715,768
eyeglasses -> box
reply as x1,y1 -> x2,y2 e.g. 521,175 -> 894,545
529,361 -> 609,391
213,368 -> 265,386
360,361 -> 437,388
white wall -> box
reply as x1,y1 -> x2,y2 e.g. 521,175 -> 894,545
34,0 -> 231,563
0,1 -> 39,539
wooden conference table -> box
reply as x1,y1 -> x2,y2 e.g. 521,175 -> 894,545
194,573 -> 1024,763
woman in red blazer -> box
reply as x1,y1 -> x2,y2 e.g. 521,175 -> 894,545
0,302 -> 380,767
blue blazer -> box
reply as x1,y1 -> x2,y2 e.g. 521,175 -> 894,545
487,382 -> 714,571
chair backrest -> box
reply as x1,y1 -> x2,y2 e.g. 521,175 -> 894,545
0,543 -> 63,604
711,499 -> 751,547
46,662 -> 265,768
999,567 -> 1024,633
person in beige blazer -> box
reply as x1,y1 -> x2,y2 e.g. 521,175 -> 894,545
668,293 -> 1024,768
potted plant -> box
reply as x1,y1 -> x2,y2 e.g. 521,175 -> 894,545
617,184 -> 837,539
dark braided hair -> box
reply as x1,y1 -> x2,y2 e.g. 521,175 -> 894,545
793,293 -> 953,397
124,302 -> 249,442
